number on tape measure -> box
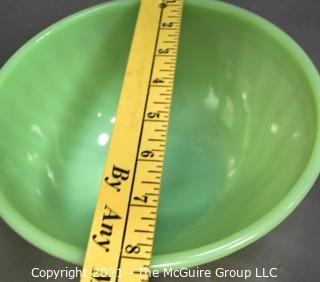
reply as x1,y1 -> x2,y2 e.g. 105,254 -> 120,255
81,0 -> 184,281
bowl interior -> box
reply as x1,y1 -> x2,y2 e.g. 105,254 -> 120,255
0,0 -> 318,266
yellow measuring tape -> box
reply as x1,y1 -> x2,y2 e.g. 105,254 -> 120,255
81,0 -> 183,281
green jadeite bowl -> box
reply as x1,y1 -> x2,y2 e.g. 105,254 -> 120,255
0,0 -> 320,270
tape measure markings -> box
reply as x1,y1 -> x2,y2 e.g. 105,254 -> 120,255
81,1 -> 183,281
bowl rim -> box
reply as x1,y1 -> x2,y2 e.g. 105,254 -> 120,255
0,0 -> 320,271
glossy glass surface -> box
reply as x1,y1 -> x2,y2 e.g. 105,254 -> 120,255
0,0 -> 319,270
